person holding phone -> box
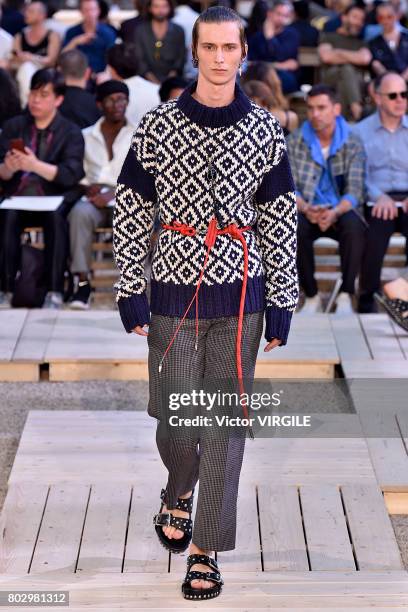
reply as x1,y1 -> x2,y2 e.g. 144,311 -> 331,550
0,68 -> 84,309
287,84 -> 367,314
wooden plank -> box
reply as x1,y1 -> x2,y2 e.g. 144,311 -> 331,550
254,363 -> 334,378
30,484 -> 89,574
77,484 -> 131,573
330,314 -> 371,361
217,482 -> 262,572
45,311 -> 148,362
300,485 -> 355,571
341,484 -> 404,570
0,309 -> 28,361
257,315 -> 339,364
384,492 -> 408,514
0,483 -> 49,574
0,571 -> 407,607
124,483 -> 170,573
257,485 -> 309,571
359,314 -> 406,360
0,362 -> 39,382
49,362 -> 149,381
12,309 -> 58,362
342,359 -> 408,378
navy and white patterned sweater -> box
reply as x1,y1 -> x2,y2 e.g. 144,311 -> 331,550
113,80 -> 299,344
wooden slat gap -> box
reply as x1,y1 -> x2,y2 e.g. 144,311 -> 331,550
297,486 -> 312,571
73,485 -> 92,573
27,485 -> 50,574
338,485 -> 359,571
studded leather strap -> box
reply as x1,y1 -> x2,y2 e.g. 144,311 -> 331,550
186,553 -> 219,573
153,512 -> 193,535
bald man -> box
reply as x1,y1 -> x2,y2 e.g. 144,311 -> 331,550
353,72 -> 408,312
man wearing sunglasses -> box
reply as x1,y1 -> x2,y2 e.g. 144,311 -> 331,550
353,72 -> 408,313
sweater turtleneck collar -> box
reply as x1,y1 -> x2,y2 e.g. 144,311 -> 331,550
176,79 -> 252,128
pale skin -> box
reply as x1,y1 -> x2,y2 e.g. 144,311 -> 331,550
370,74 -> 408,219
0,83 -> 63,182
133,20 -> 283,590
296,93 -> 352,230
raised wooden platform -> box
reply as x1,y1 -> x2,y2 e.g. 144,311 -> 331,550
0,311 -> 341,381
0,410 -> 407,609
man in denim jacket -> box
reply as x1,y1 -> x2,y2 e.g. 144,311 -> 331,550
287,84 -> 367,314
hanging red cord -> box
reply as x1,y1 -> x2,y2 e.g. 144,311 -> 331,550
159,216 -> 255,439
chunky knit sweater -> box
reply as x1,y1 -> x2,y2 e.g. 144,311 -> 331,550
113,80 -> 299,344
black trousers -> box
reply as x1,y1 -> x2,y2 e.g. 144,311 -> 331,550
297,210 -> 367,297
359,208 -> 408,311
0,204 -> 70,294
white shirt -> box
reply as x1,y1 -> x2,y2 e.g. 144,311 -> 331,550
0,28 -> 12,62
81,117 -> 136,187
124,75 -> 160,127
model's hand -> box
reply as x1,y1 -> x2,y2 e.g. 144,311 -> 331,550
372,194 -> 398,220
132,324 -> 149,336
264,338 -> 282,352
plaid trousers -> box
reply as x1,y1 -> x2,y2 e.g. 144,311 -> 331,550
147,311 -> 264,551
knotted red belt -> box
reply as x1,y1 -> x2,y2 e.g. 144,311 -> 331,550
158,216 -> 255,439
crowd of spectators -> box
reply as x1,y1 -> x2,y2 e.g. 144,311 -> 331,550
0,0 -> 407,323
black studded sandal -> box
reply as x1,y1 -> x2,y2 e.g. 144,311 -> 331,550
153,487 -> 194,553
374,292 -> 408,332
181,553 -> 224,600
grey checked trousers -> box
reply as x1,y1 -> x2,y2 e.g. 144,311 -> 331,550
147,311 -> 264,551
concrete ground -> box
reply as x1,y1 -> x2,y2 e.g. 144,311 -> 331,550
0,380 -> 407,571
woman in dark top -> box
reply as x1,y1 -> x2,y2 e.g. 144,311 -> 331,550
11,1 -> 60,104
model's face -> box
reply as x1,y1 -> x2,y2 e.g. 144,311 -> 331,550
149,0 -> 171,21
342,8 -> 365,36
375,74 -> 408,119
195,22 -> 246,86
306,94 -> 340,133
28,83 -> 63,121
100,92 -> 128,122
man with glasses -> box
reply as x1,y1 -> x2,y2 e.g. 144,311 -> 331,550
353,71 -> 408,313
67,80 -> 135,309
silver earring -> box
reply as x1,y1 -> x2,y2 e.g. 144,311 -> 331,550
239,64 -> 242,77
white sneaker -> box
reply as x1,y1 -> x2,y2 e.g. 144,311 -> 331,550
42,292 -> 63,309
0,291 -> 12,309
334,292 -> 354,315
299,294 -> 323,314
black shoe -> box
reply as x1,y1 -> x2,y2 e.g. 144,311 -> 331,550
181,553 -> 224,600
153,487 -> 194,554
374,292 -> 408,332
69,280 -> 92,310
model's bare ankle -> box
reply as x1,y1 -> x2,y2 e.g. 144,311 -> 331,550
189,542 -> 214,556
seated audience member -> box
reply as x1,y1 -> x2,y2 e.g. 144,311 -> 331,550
62,0 -> 116,75
58,49 -> 101,128
11,1 -> 60,106
247,0 -> 300,94
242,78 -> 299,134
97,0 -> 118,38
134,0 -> 185,84
287,84 -> 367,314
67,80 -> 135,309
369,2 -> 408,78
0,69 -> 85,309
375,276 -> 408,331
106,43 -> 160,126
173,0 -> 199,79
318,3 -> 372,121
292,0 -> 319,47
0,68 -> 21,127
353,72 -> 408,313
0,5 -> 13,68
322,0 -> 354,33
158,75 -> 188,101
119,0 -> 147,44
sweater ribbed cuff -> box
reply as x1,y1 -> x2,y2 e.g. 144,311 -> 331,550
118,293 -> 151,333
264,305 -> 293,346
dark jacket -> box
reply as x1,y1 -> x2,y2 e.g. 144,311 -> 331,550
369,32 -> 408,74
59,86 -> 101,129
0,110 -> 85,206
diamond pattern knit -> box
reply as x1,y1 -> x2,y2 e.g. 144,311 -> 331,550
113,80 -> 299,344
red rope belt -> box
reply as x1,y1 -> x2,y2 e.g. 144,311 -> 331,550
158,216 -> 255,439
